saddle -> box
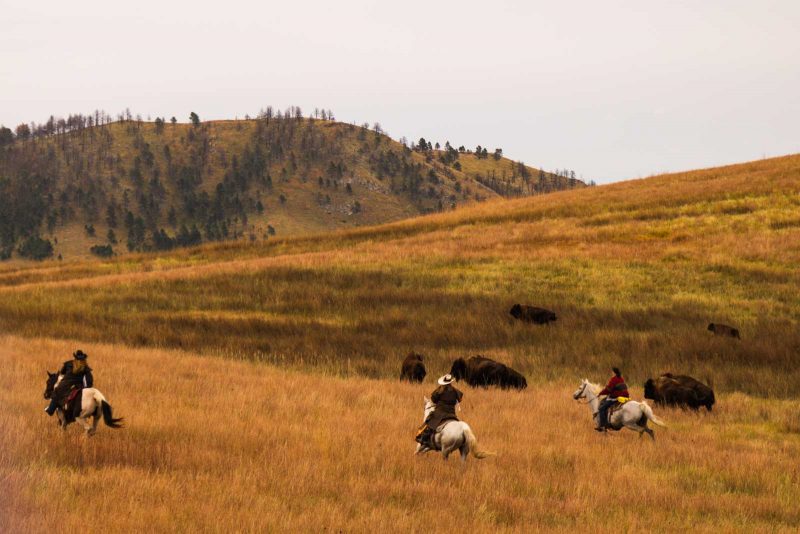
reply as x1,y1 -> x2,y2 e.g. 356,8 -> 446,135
608,397 -> 629,415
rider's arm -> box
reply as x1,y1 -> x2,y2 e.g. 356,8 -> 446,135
598,378 -> 614,396
83,371 -> 93,388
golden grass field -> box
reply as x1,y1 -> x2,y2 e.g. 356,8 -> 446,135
1,336 -> 798,532
2,154 -> 800,531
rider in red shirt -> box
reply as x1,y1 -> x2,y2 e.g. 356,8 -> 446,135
597,367 -> 628,431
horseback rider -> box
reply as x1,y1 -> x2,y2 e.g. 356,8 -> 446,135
596,367 -> 629,431
44,350 -> 93,416
415,374 -> 463,448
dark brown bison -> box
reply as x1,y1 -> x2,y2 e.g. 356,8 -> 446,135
509,304 -> 557,324
708,323 -> 740,339
400,352 -> 426,382
449,356 -> 527,390
644,373 -> 715,411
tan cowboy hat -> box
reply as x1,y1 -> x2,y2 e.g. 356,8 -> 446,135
437,374 -> 455,386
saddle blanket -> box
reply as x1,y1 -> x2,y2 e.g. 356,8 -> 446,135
66,388 -> 82,404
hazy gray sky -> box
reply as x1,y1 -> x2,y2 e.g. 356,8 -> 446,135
2,1 -> 798,183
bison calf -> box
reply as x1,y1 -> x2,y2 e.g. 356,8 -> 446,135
400,352 -> 426,382
509,304 -> 557,325
708,323 -> 740,339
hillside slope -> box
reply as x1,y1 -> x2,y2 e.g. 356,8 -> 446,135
0,116 -> 582,260
0,154 -> 799,395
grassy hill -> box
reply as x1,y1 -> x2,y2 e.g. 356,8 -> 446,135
0,153 -> 798,394
0,115 -> 581,260
2,154 -> 800,531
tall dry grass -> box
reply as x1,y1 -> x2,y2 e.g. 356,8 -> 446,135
1,336 -> 799,532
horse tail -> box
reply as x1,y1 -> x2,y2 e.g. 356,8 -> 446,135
94,391 -> 124,428
463,425 -> 494,459
640,400 -> 666,427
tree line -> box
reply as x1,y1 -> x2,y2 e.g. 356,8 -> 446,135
0,107 -> 583,260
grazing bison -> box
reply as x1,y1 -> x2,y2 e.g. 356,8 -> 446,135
708,323 -> 740,339
400,352 -> 427,382
449,356 -> 527,390
509,304 -> 557,324
644,373 -> 715,411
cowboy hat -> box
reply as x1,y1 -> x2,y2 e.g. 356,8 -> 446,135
73,349 -> 88,360
437,374 -> 455,386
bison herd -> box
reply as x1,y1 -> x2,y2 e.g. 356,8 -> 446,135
400,302 -> 735,411
401,353 -> 527,390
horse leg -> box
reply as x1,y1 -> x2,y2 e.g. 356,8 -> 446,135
460,441 -> 469,463
645,428 -> 655,441
90,408 -> 100,436
76,397 -> 93,435
77,414 -> 92,435
441,439 -> 454,461
56,409 -> 67,430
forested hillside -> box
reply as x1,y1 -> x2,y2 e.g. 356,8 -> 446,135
0,109 -> 583,260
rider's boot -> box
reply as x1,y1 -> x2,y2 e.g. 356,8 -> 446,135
415,426 -> 433,446
44,399 -> 57,416
596,409 -> 607,431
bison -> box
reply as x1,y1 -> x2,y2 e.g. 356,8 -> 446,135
708,323 -> 740,339
449,355 -> 527,390
400,352 -> 426,382
509,304 -> 557,324
644,373 -> 715,411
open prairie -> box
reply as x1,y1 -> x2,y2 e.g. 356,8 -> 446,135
2,155 -> 800,392
1,336 -> 799,532
2,155 -> 800,531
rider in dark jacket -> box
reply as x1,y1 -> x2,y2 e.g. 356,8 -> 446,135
596,367 -> 628,431
45,350 -> 93,416
415,374 -> 463,448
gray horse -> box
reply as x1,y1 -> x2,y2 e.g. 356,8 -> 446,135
573,379 -> 665,440
415,397 -> 492,462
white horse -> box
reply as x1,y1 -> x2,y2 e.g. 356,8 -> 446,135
415,397 -> 492,462
572,379 -> 665,440
44,371 -> 124,436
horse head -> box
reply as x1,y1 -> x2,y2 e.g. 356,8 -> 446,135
44,371 -> 58,399
572,379 -> 589,400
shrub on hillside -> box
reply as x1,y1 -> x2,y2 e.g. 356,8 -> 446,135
18,236 -> 54,260
90,244 -> 114,257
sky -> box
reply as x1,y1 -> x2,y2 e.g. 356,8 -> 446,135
2,0 -> 798,183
